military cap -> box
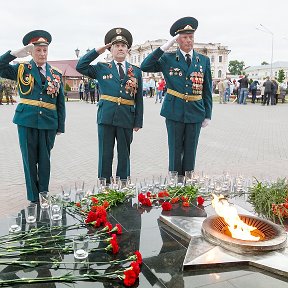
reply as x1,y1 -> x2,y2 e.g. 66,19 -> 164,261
22,30 -> 52,46
104,27 -> 133,49
170,17 -> 198,36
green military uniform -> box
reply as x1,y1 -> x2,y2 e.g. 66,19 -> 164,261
141,17 -> 212,175
0,30 -> 65,201
76,28 -> 143,181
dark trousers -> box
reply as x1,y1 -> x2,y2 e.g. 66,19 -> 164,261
79,92 -> 83,100
98,124 -> 133,182
263,92 -> 271,105
17,126 -> 56,201
90,91 -> 95,103
251,89 -> 257,103
165,119 -> 202,176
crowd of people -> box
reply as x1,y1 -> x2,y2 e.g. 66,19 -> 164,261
216,76 -> 287,105
78,78 -> 100,104
0,81 -> 15,105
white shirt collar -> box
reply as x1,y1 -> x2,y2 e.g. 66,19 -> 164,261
114,60 -> 126,71
180,49 -> 193,60
37,64 -> 46,74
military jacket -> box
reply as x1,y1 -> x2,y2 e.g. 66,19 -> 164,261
0,51 -> 65,132
141,48 -> 212,123
76,49 -> 143,129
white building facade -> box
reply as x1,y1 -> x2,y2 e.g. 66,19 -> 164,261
244,62 -> 288,81
106,39 -> 230,81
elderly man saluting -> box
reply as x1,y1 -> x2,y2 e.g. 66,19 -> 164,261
0,30 -> 66,202
141,17 -> 212,176
76,28 -> 143,183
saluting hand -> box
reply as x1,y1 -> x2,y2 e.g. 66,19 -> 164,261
160,34 -> 179,52
97,43 -> 112,55
11,44 -> 34,58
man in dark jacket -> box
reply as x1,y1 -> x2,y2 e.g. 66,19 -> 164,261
238,75 -> 249,104
263,76 -> 274,106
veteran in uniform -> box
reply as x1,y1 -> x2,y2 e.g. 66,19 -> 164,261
76,28 -> 143,182
0,30 -> 66,202
141,17 -> 212,176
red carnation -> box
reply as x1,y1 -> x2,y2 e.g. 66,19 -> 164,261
162,201 -> 172,211
115,223 -> 122,234
123,269 -> 137,287
104,222 -> 113,231
91,197 -> 99,204
103,200 -> 110,209
142,198 -> 152,207
130,261 -> 140,276
171,197 -> 179,204
182,201 -> 190,207
134,250 -> 142,265
138,193 -> 146,203
197,196 -> 205,205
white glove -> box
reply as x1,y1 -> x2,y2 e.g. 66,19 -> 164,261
201,118 -> 210,128
160,35 -> 179,52
11,44 -> 34,58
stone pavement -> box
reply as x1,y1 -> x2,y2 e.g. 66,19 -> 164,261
1,98 -> 288,217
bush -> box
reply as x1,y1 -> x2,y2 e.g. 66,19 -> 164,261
65,83 -> 71,92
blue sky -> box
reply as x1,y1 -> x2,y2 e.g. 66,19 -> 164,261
0,0 -> 287,67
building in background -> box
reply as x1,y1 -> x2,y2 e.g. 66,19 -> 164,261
48,60 -> 83,92
244,62 -> 288,80
105,39 -> 230,81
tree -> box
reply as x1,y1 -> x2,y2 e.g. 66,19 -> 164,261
261,61 -> 269,65
228,60 -> 245,75
277,69 -> 285,83
65,83 -> 71,92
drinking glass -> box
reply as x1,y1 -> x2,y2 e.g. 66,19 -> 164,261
120,179 -> 129,192
61,184 -> 72,201
73,236 -> 89,260
168,171 -> 178,187
110,176 -> 120,190
7,213 -> 22,233
39,191 -> 49,209
177,175 -> 185,187
49,194 -> 63,221
98,177 -> 106,193
25,203 -> 37,223
185,171 -> 193,186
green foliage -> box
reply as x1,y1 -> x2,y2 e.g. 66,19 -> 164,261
65,83 -> 71,92
277,69 -> 285,83
248,178 -> 288,224
167,185 -> 199,202
228,60 -> 245,75
261,61 -> 269,65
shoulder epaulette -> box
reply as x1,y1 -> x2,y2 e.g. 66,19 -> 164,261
131,63 -> 140,69
51,66 -> 62,74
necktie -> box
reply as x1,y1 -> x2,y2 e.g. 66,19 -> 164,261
117,63 -> 125,80
186,54 -> 191,67
37,67 -> 46,84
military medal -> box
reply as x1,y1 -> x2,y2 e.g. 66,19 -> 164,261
109,74 -> 113,78
103,75 -> 106,79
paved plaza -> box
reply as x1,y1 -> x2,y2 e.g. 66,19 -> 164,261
1,98 -> 288,217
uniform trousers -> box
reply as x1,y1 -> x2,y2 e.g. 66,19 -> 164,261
17,125 -> 56,201
98,124 -> 133,182
165,119 -> 202,176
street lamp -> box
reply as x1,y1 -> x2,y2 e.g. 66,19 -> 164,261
75,48 -> 80,58
256,24 -> 274,77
